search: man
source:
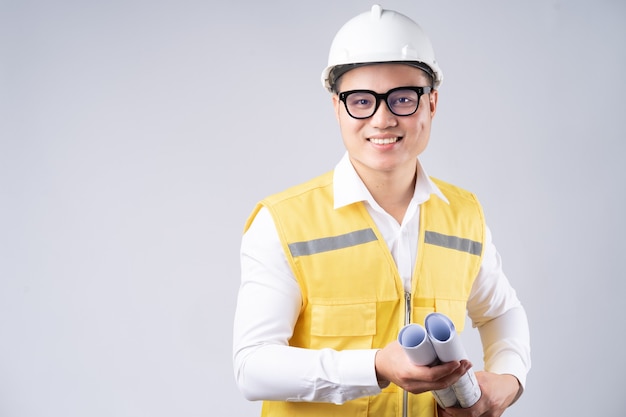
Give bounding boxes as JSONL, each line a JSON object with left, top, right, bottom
{"left": 233, "top": 5, "right": 530, "bottom": 417}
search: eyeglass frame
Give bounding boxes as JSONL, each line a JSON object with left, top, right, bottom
{"left": 338, "top": 86, "right": 433, "bottom": 120}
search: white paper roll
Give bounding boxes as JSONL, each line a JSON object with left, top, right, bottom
{"left": 425, "top": 313, "right": 482, "bottom": 408}
{"left": 398, "top": 323, "right": 459, "bottom": 408}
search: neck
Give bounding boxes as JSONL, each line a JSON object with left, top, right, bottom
{"left": 354, "top": 160, "right": 418, "bottom": 224}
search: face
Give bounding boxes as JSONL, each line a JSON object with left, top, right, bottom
{"left": 332, "top": 63, "right": 438, "bottom": 177}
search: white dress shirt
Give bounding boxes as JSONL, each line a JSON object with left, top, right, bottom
{"left": 233, "top": 153, "right": 531, "bottom": 404}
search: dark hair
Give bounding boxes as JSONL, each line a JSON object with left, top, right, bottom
{"left": 330, "top": 61, "right": 435, "bottom": 93}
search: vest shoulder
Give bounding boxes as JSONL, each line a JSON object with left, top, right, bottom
{"left": 243, "top": 171, "right": 334, "bottom": 234}
{"left": 430, "top": 177, "right": 479, "bottom": 204}
{"left": 263, "top": 171, "right": 333, "bottom": 206}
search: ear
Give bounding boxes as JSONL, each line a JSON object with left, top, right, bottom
{"left": 332, "top": 94, "right": 341, "bottom": 123}
{"left": 429, "top": 89, "right": 439, "bottom": 118}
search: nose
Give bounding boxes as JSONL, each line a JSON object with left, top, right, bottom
{"left": 370, "top": 100, "right": 398, "bottom": 128}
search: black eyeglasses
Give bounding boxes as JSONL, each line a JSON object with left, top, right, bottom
{"left": 338, "top": 86, "right": 432, "bottom": 119}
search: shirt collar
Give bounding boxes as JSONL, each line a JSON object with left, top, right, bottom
{"left": 333, "top": 152, "right": 449, "bottom": 210}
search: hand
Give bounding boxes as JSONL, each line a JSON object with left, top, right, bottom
{"left": 437, "top": 372, "right": 521, "bottom": 417}
{"left": 374, "top": 341, "right": 472, "bottom": 394}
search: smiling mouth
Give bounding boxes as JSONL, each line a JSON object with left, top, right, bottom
{"left": 368, "top": 137, "right": 401, "bottom": 145}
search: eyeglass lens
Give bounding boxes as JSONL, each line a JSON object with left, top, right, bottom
{"left": 341, "top": 87, "right": 428, "bottom": 119}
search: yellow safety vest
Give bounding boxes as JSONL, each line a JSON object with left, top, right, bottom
{"left": 244, "top": 170, "right": 485, "bottom": 417}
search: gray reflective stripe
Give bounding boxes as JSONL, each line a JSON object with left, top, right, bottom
{"left": 288, "top": 228, "right": 377, "bottom": 257}
{"left": 424, "top": 231, "right": 482, "bottom": 256}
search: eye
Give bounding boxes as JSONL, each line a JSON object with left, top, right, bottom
{"left": 348, "top": 93, "right": 375, "bottom": 108}
{"left": 389, "top": 91, "right": 418, "bottom": 108}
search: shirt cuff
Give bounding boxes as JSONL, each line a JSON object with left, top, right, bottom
{"left": 337, "top": 349, "right": 382, "bottom": 397}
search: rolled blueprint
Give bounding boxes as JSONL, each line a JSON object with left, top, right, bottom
{"left": 398, "top": 324, "right": 460, "bottom": 408}
{"left": 425, "top": 312, "right": 482, "bottom": 408}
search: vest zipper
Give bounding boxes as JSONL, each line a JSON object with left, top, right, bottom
{"left": 402, "top": 291, "right": 411, "bottom": 417}
{"left": 404, "top": 291, "right": 411, "bottom": 325}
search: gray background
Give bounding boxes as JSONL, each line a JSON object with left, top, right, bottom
{"left": 1, "top": 0, "right": 625, "bottom": 416}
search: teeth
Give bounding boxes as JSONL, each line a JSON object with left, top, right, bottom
{"left": 370, "top": 137, "right": 399, "bottom": 145}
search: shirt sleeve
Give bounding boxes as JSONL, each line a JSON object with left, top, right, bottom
{"left": 232, "top": 207, "right": 382, "bottom": 404}
{"left": 466, "top": 226, "right": 532, "bottom": 388}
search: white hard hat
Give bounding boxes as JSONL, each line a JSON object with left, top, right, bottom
{"left": 321, "top": 4, "right": 443, "bottom": 92}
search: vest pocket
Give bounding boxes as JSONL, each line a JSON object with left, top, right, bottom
{"left": 411, "top": 300, "right": 467, "bottom": 333}
{"left": 434, "top": 298, "right": 467, "bottom": 332}
{"left": 412, "top": 305, "right": 435, "bottom": 327}
{"left": 309, "top": 302, "right": 376, "bottom": 350}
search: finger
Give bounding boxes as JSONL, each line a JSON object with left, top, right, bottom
{"left": 437, "top": 405, "right": 454, "bottom": 417}
{"left": 430, "top": 361, "right": 472, "bottom": 386}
